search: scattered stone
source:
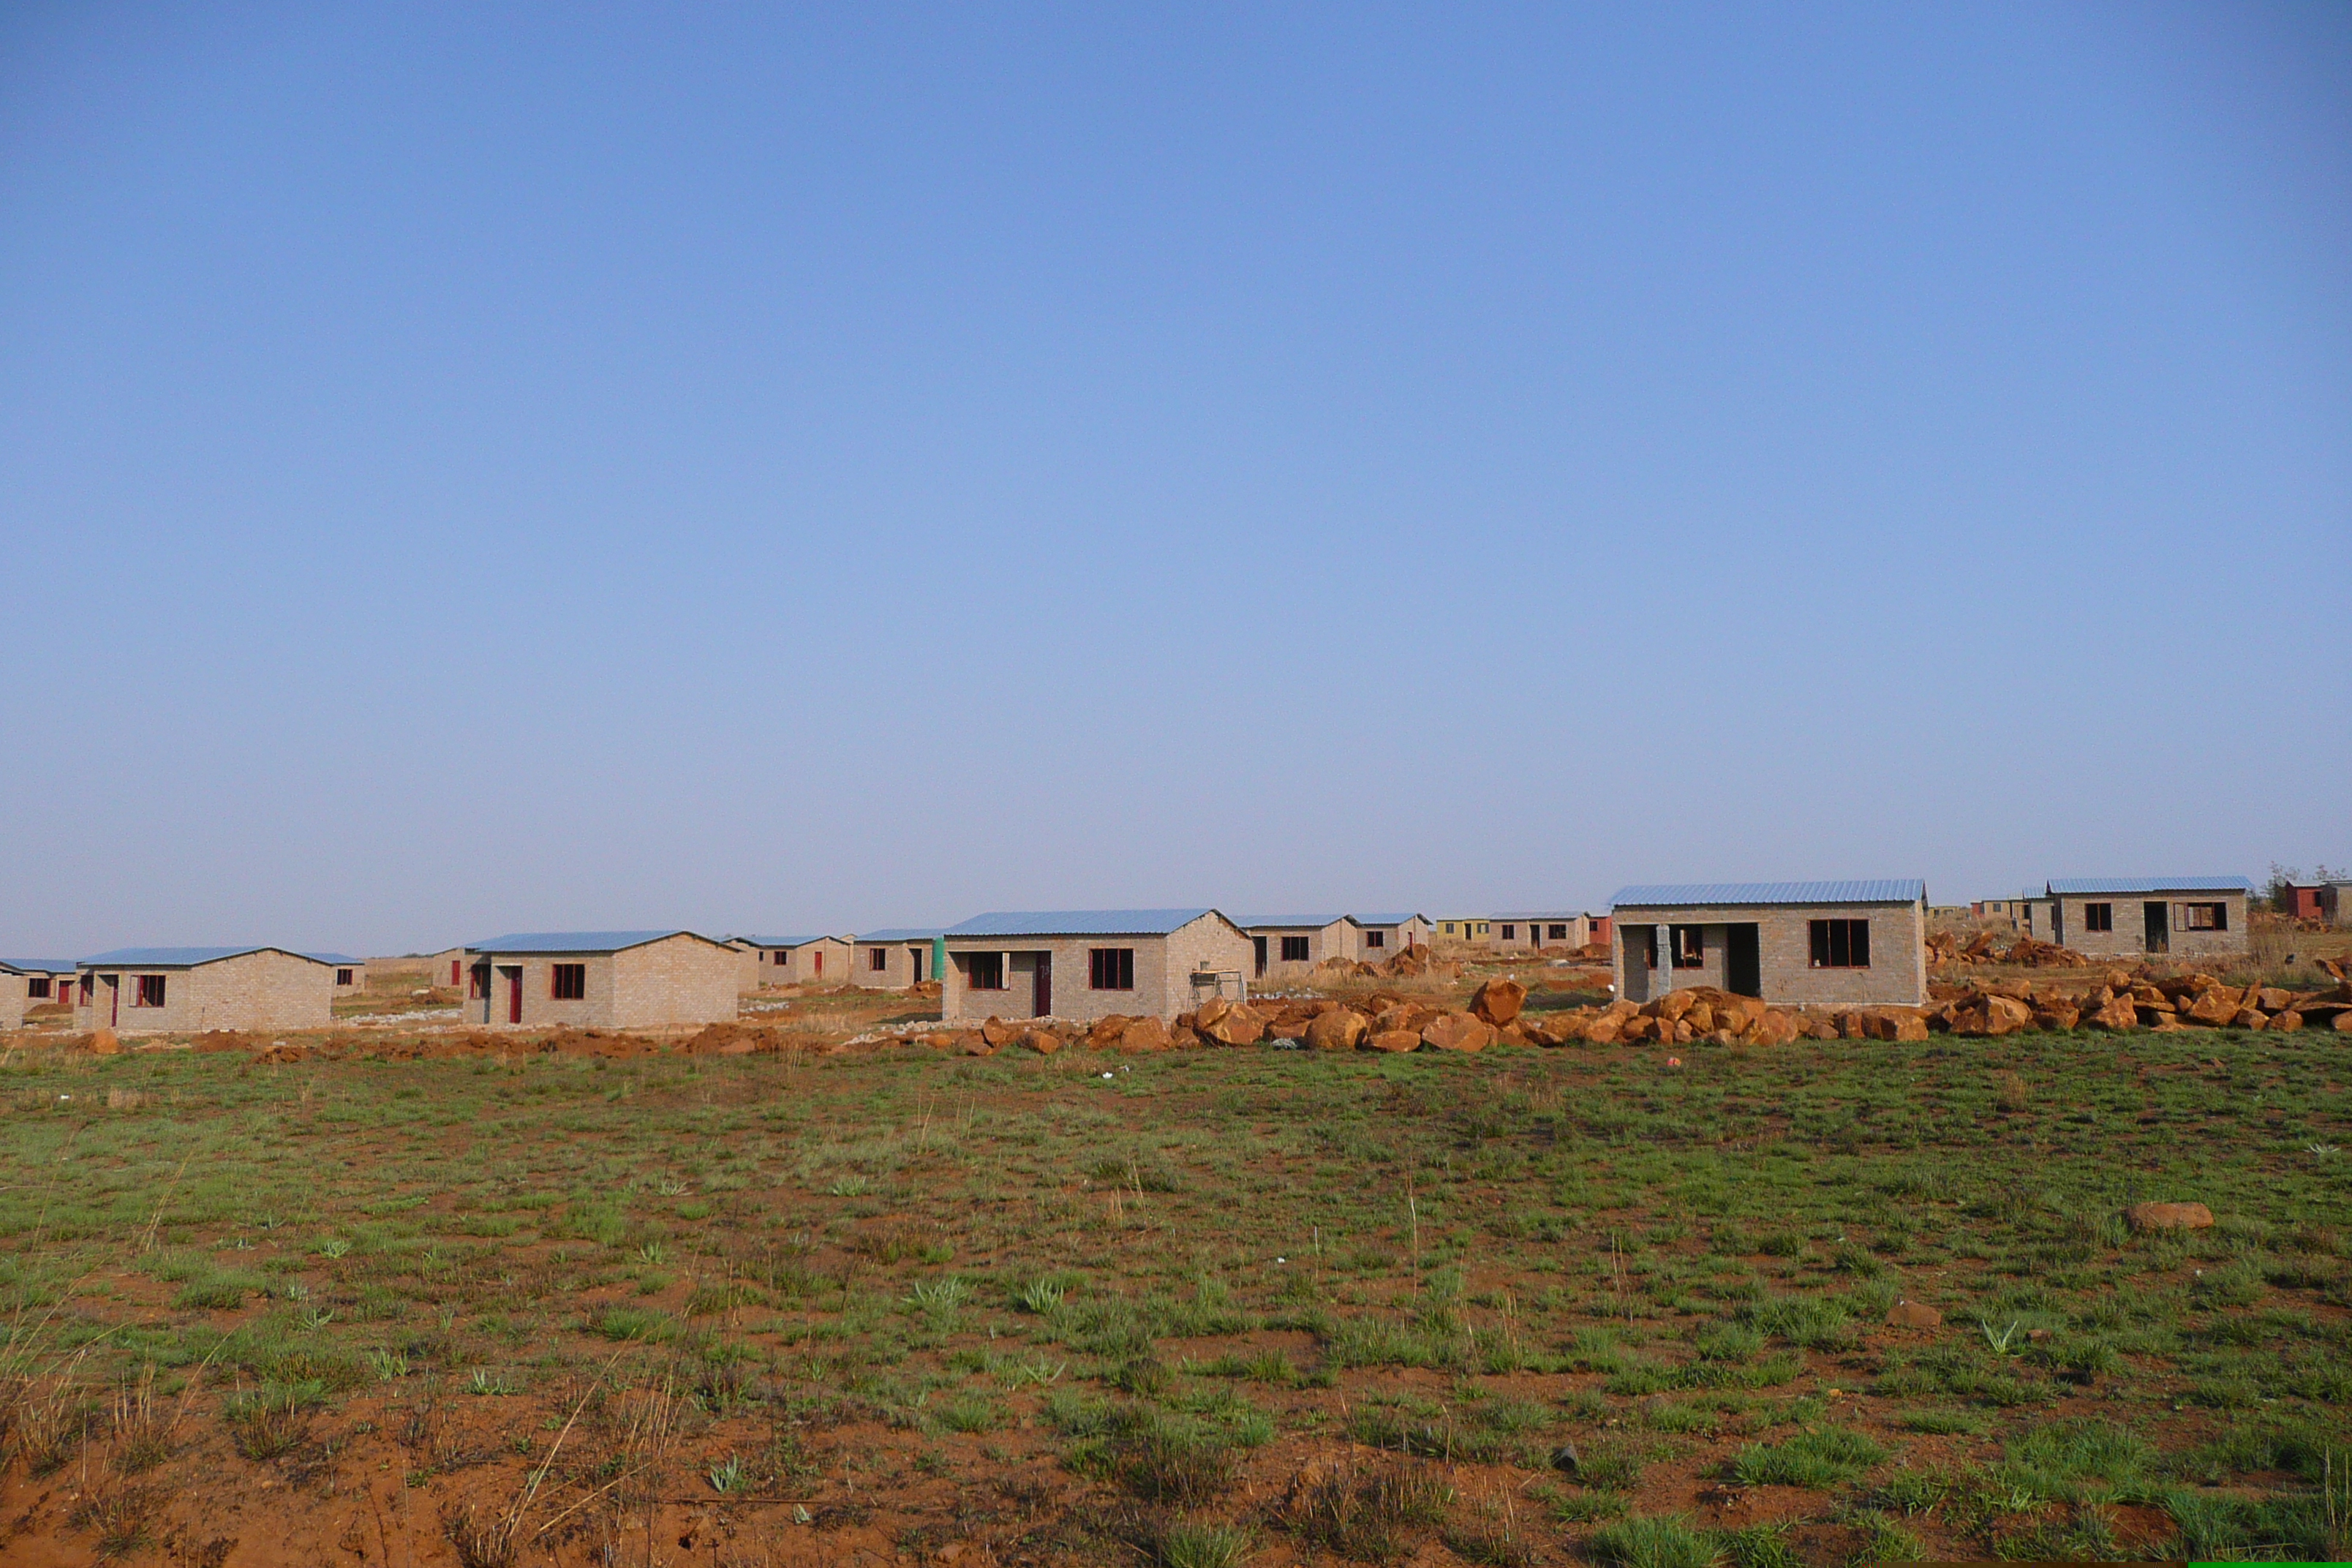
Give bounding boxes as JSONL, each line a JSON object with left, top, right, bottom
{"left": 88, "top": 1028, "right": 118, "bottom": 1056}
{"left": 1469, "top": 979, "right": 1526, "bottom": 1026}
{"left": 1420, "top": 1012, "right": 1495, "bottom": 1053}
{"left": 1366, "top": 1029, "right": 1420, "bottom": 1053}
{"left": 2125, "top": 1202, "right": 2215, "bottom": 1232}
{"left": 1303, "top": 1009, "right": 1368, "bottom": 1052}
{"left": 1885, "top": 1300, "right": 1942, "bottom": 1329}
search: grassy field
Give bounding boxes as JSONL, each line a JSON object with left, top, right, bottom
{"left": 2, "top": 1020, "right": 2348, "bottom": 1566}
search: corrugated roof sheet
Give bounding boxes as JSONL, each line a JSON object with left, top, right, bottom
{"left": 1350, "top": 913, "right": 1426, "bottom": 927}
{"left": 77, "top": 946, "right": 327, "bottom": 968}
{"left": 946, "top": 909, "right": 1220, "bottom": 938}
{"left": 2045, "top": 876, "right": 2253, "bottom": 895}
{"left": 4, "top": 958, "right": 78, "bottom": 974}
{"left": 1493, "top": 910, "right": 1586, "bottom": 921}
{"left": 306, "top": 952, "right": 361, "bottom": 965}
{"left": 736, "top": 934, "right": 840, "bottom": 950}
{"left": 1609, "top": 880, "right": 1926, "bottom": 908}
{"left": 1234, "top": 916, "right": 1345, "bottom": 931}
{"left": 855, "top": 927, "right": 943, "bottom": 943}
{"left": 470, "top": 930, "right": 711, "bottom": 955}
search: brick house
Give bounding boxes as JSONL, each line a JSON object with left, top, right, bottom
{"left": 731, "top": 935, "right": 852, "bottom": 990}
{"left": 851, "top": 928, "right": 943, "bottom": 988}
{"left": 1586, "top": 914, "right": 1613, "bottom": 950}
{"left": 1433, "top": 916, "right": 1490, "bottom": 945}
{"left": 1610, "top": 881, "right": 1929, "bottom": 1009}
{"left": 2276, "top": 884, "right": 2324, "bottom": 921}
{"left": 464, "top": 931, "right": 739, "bottom": 1030}
{"left": 1, "top": 959, "right": 76, "bottom": 1029}
{"left": 317, "top": 954, "right": 366, "bottom": 993}
{"left": 2044, "top": 878, "right": 2253, "bottom": 960}
{"left": 72, "top": 946, "right": 336, "bottom": 1034}
{"left": 1238, "top": 916, "right": 1352, "bottom": 980}
{"left": 1490, "top": 912, "right": 1589, "bottom": 954}
{"left": 2323, "top": 882, "right": 2352, "bottom": 928}
{"left": 942, "top": 909, "right": 1254, "bottom": 1025}
{"left": 1347, "top": 913, "right": 1433, "bottom": 960}
{"left": 426, "top": 947, "right": 469, "bottom": 990}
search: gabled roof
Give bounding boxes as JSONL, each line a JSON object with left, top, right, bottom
{"left": 854, "top": 927, "right": 944, "bottom": 943}
{"left": 1233, "top": 915, "right": 1346, "bottom": 931}
{"left": 4, "top": 958, "right": 78, "bottom": 975}
{"left": 471, "top": 930, "right": 717, "bottom": 955}
{"left": 306, "top": 952, "right": 361, "bottom": 965}
{"left": 946, "top": 908, "right": 1224, "bottom": 938}
{"left": 737, "top": 933, "right": 844, "bottom": 950}
{"left": 2045, "top": 876, "right": 2254, "bottom": 896}
{"left": 78, "top": 945, "right": 331, "bottom": 968}
{"left": 1493, "top": 911, "right": 1585, "bottom": 921}
{"left": 1610, "top": 880, "right": 1926, "bottom": 908}
{"left": 1350, "top": 913, "right": 1428, "bottom": 927}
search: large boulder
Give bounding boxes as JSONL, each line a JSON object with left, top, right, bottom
{"left": 1118, "top": 1017, "right": 1172, "bottom": 1054}
{"left": 1885, "top": 1300, "right": 1942, "bottom": 1329}
{"left": 1421, "top": 1013, "right": 1495, "bottom": 1052}
{"left": 1198, "top": 1001, "right": 1265, "bottom": 1046}
{"left": 981, "top": 1017, "right": 1024, "bottom": 1048}
{"left": 1366, "top": 1029, "right": 1422, "bottom": 1054}
{"left": 1088, "top": 1015, "right": 1132, "bottom": 1049}
{"left": 2270, "top": 1009, "right": 2305, "bottom": 1033}
{"left": 2087, "top": 995, "right": 2140, "bottom": 1033}
{"left": 2125, "top": 1201, "right": 2214, "bottom": 1232}
{"left": 1470, "top": 979, "right": 1526, "bottom": 1026}
{"left": 1983, "top": 995, "right": 2033, "bottom": 1036}
{"left": 2183, "top": 990, "right": 2239, "bottom": 1028}
{"left": 1304, "top": 1009, "right": 1369, "bottom": 1052}
{"left": 1022, "top": 1028, "right": 1063, "bottom": 1055}
{"left": 1749, "top": 1010, "right": 1800, "bottom": 1047}
{"left": 88, "top": 1028, "right": 121, "bottom": 1056}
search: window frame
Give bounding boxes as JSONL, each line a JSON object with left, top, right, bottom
{"left": 133, "top": 973, "right": 167, "bottom": 1008}
{"left": 962, "top": 952, "right": 1006, "bottom": 991}
{"left": 1279, "top": 935, "right": 1311, "bottom": 963}
{"left": 1808, "top": 919, "right": 1872, "bottom": 969}
{"left": 1363, "top": 930, "right": 1385, "bottom": 949}
{"left": 26, "top": 977, "right": 50, "bottom": 999}
{"left": 336, "top": 968, "right": 355, "bottom": 987}
{"left": 550, "top": 962, "right": 587, "bottom": 1000}
{"left": 2183, "top": 901, "right": 2227, "bottom": 931}
{"left": 1669, "top": 925, "right": 1705, "bottom": 969}
{"left": 1089, "top": 947, "right": 1136, "bottom": 991}
{"left": 2084, "top": 902, "right": 2114, "bottom": 933}
{"left": 869, "top": 946, "right": 889, "bottom": 971}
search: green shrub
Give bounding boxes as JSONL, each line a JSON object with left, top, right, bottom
{"left": 1730, "top": 1427, "right": 1889, "bottom": 1489}
{"left": 1588, "top": 1514, "right": 1722, "bottom": 1568}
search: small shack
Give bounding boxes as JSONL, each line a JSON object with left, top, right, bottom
{"left": 1610, "top": 881, "right": 1929, "bottom": 1009}
{"left": 1347, "top": 913, "right": 1432, "bottom": 960}
{"left": 1237, "top": 916, "right": 1352, "bottom": 979}
{"left": 851, "top": 928, "right": 943, "bottom": 988}
{"left": 941, "top": 909, "right": 1254, "bottom": 1025}
{"left": 464, "top": 931, "right": 739, "bottom": 1030}
{"left": 731, "top": 935, "right": 852, "bottom": 990}
{"left": 1, "top": 958, "right": 76, "bottom": 1029}
{"left": 2044, "top": 878, "right": 2253, "bottom": 960}
{"left": 314, "top": 953, "right": 366, "bottom": 992}
{"left": 72, "top": 946, "right": 336, "bottom": 1034}
{"left": 1489, "top": 912, "right": 1588, "bottom": 954}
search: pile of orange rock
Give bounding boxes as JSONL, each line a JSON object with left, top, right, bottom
{"left": 1926, "top": 930, "right": 2088, "bottom": 968}
{"left": 1313, "top": 947, "right": 1462, "bottom": 981}
{"left": 1929, "top": 968, "right": 2352, "bottom": 1036}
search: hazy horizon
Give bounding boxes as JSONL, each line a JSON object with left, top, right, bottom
{"left": 4, "top": 4, "right": 2347, "bottom": 959}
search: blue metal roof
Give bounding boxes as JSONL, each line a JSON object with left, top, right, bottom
{"left": 306, "top": 951, "right": 361, "bottom": 965}
{"left": 854, "top": 927, "right": 943, "bottom": 943}
{"left": 1350, "top": 913, "right": 1427, "bottom": 927}
{"left": 1234, "top": 916, "right": 1346, "bottom": 931}
{"left": 736, "top": 933, "right": 842, "bottom": 950}
{"left": 946, "top": 908, "right": 1222, "bottom": 938}
{"left": 1609, "top": 880, "right": 1926, "bottom": 908}
{"left": 77, "top": 945, "right": 329, "bottom": 968}
{"left": 2046, "top": 875, "right": 2253, "bottom": 896}
{"left": 1493, "top": 910, "right": 1586, "bottom": 921}
{"left": 470, "top": 930, "right": 715, "bottom": 954}
{"left": 4, "top": 958, "right": 78, "bottom": 974}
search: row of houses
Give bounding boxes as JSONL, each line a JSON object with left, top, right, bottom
{"left": 4, "top": 875, "right": 2255, "bottom": 1036}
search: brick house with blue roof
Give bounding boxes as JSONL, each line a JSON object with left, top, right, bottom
{"left": 1609, "top": 881, "right": 1929, "bottom": 1009}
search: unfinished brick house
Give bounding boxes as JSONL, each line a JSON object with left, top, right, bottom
{"left": 1347, "top": 913, "right": 1432, "bottom": 960}
{"left": 72, "top": 946, "right": 336, "bottom": 1034}
{"left": 464, "top": 932, "right": 739, "bottom": 1030}
{"left": 1610, "top": 881, "right": 1929, "bottom": 1009}
{"left": 1239, "top": 916, "right": 1352, "bottom": 980}
{"left": 1433, "top": 916, "right": 1490, "bottom": 945}
{"left": 1490, "top": 912, "right": 1588, "bottom": 954}
{"left": 851, "top": 928, "right": 943, "bottom": 988}
{"left": 730, "top": 935, "right": 852, "bottom": 990}
{"left": 2044, "top": 877, "right": 2253, "bottom": 961}
{"left": 1, "top": 959, "right": 75, "bottom": 1029}
{"left": 318, "top": 954, "right": 365, "bottom": 993}
{"left": 942, "top": 910, "right": 1254, "bottom": 1025}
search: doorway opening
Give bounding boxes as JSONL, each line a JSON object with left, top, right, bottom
{"left": 1725, "top": 924, "right": 1762, "bottom": 998}
{"left": 1032, "top": 953, "right": 1052, "bottom": 1017}
{"left": 500, "top": 965, "right": 524, "bottom": 1024}
{"left": 2143, "top": 902, "right": 2169, "bottom": 954}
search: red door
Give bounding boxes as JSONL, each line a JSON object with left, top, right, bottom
{"left": 505, "top": 967, "right": 524, "bottom": 1024}
{"left": 1032, "top": 953, "right": 1052, "bottom": 1017}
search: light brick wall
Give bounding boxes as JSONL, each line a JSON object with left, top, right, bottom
{"left": 73, "top": 950, "right": 333, "bottom": 1034}
{"left": 2051, "top": 892, "right": 2249, "bottom": 960}
{"left": 1, "top": 973, "right": 27, "bottom": 1030}
{"left": 1613, "top": 900, "right": 1927, "bottom": 1008}
{"left": 1163, "top": 915, "right": 1256, "bottom": 1014}
{"left": 1490, "top": 915, "right": 1589, "bottom": 954}
{"left": 611, "top": 935, "right": 741, "bottom": 1028}
{"left": 760, "top": 938, "right": 850, "bottom": 986}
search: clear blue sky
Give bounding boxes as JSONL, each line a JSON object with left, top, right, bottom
{"left": 3, "top": 3, "right": 2346, "bottom": 957}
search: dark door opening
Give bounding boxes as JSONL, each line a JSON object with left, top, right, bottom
{"left": 2143, "top": 902, "right": 2169, "bottom": 954}
{"left": 103, "top": 973, "right": 119, "bottom": 1027}
{"left": 1624, "top": 926, "right": 1654, "bottom": 1004}
{"left": 501, "top": 965, "right": 524, "bottom": 1024}
{"left": 1725, "top": 923, "right": 1763, "bottom": 998}
{"left": 910, "top": 946, "right": 924, "bottom": 984}
{"left": 1032, "top": 953, "right": 1052, "bottom": 1017}
{"left": 1252, "top": 936, "right": 1267, "bottom": 978}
